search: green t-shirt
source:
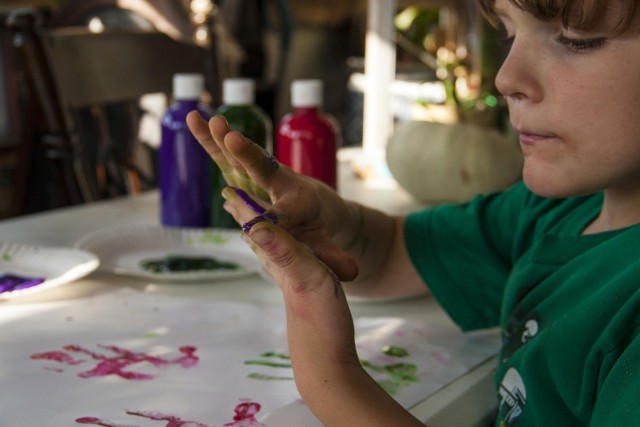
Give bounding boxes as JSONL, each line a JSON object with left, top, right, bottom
{"left": 405, "top": 182, "right": 640, "bottom": 426}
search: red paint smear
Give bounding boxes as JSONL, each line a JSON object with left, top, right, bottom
{"left": 31, "top": 350, "right": 85, "bottom": 365}
{"left": 127, "top": 410, "right": 212, "bottom": 427}
{"left": 223, "top": 402, "right": 265, "bottom": 426}
{"left": 75, "top": 417, "right": 135, "bottom": 427}
{"left": 32, "top": 344, "right": 198, "bottom": 380}
{"left": 75, "top": 402, "right": 264, "bottom": 427}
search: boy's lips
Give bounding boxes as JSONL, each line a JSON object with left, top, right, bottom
{"left": 517, "top": 128, "right": 557, "bottom": 145}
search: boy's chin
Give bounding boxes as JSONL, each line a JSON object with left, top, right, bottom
{"left": 523, "top": 171, "right": 573, "bottom": 199}
{"left": 523, "top": 174, "right": 597, "bottom": 199}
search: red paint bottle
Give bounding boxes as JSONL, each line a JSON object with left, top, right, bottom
{"left": 276, "top": 79, "right": 339, "bottom": 189}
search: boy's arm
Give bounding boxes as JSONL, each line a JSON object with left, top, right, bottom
{"left": 244, "top": 220, "right": 426, "bottom": 426}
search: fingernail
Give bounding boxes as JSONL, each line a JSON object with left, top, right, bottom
{"left": 221, "top": 187, "right": 232, "bottom": 200}
{"left": 214, "top": 114, "right": 230, "bottom": 127}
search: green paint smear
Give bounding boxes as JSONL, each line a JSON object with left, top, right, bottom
{"left": 361, "top": 361, "right": 418, "bottom": 381}
{"left": 383, "top": 345, "right": 409, "bottom": 357}
{"left": 139, "top": 255, "right": 238, "bottom": 273}
{"left": 244, "top": 348, "right": 419, "bottom": 394}
{"left": 136, "top": 332, "right": 161, "bottom": 339}
{"left": 259, "top": 351, "right": 290, "bottom": 360}
{"left": 189, "top": 232, "right": 230, "bottom": 245}
{"left": 383, "top": 363, "right": 419, "bottom": 383}
{"left": 377, "top": 379, "right": 404, "bottom": 396}
{"left": 245, "top": 351, "right": 293, "bottom": 381}
{"left": 244, "top": 360, "right": 292, "bottom": 368}
{"left": 247, "top": 372, "right": 294, "bottom": 381}
{"left": 361, "top": 360, "right": 419, "bottom": 396}
{"left": 2, "top": 253, "right": 11, "bottom": 261}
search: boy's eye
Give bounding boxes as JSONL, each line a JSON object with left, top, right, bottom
{"left": 555, "top": 35, "right": 607, "bottom": 52}
{"left": 497, "top": 27, "right": 515, "bottom": 49}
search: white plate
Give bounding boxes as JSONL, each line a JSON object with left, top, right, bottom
{"left": 74, "top": 222, "right": 261, "bottom": 282}
{"left": 0, "top": 241, "right": 99, "bottom": 300}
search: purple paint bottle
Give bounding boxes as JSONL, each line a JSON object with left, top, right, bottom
{"left": 160, "top": 73, "right": 212, "bottom": 227}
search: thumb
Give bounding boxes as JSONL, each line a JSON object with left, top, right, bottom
{"left": 245, "top": 221, "right": 341, "bottom": 298}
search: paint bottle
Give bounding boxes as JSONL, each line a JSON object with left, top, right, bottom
{"left": 159, "top": 73, "right": 212, "bottom": 227}
{"left": 211, "top": 78, "right": 273, "bottom": 227}
{"left": 276, "top": 79, "right": 339, "bottom": 189}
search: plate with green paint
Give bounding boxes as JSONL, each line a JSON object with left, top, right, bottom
{"left": 74, "top": 222, "right": 262, "bottom": 282}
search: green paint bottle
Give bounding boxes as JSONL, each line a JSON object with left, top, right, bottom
{"left": 211, "top": 78, "right": 273, "bottom": 228}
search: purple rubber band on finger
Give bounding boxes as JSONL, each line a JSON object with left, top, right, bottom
{"left": 234, "top": 188, "right": 266, "bottom": 215}
{"left": 242, "top": 213, "right": 279, "bottom": 234}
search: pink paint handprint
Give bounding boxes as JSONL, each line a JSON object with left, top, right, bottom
{"left": 31, "top": 344, "right": 198, "bottom": 380}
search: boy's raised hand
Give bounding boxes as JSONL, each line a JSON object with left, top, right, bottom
{"left": 186, "top": 112, "right": 359, "bottom": 282}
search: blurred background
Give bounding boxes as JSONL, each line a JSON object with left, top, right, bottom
{"left": 0, "top": 0, "right": 510, "bottom": 219}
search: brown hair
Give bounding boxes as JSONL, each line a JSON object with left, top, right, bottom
{"left": 476, "top": 0, "right": 639, "bottom": 34}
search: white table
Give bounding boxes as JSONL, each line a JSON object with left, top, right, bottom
{"left": 0, "top": 153, "right": 499, "bottom": 426}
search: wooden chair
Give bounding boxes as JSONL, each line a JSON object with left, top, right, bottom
{"left": 6, "top": 7, "right": 214, "bottom": 208}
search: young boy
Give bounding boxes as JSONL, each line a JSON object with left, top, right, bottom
{"left": 187, "top": 0, "right": 640, "bottom": 425}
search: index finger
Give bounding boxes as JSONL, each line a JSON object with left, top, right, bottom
{"left": 222, "top": 129, "right": 283, "bottom": 193}
{"left": 186, "top": 111, "right": 234, "bottom": 176}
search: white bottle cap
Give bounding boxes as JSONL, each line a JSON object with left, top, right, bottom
{"left": 291, "top": 79, "right": 323, "bottom": 107}
{"left": 223, "top": 78, "right": 255, "bottom": 105}
{"left": 173, "top": 73, "right": 204, "bottom": 100}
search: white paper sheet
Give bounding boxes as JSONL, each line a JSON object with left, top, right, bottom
{"left": 0, "top": 289, "right": 499, "bottom": 426}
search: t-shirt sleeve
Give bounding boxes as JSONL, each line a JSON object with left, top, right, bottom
{"left": 404, "top": 182, "right": 530, "bottom": 331}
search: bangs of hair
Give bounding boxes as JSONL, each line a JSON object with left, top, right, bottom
{"left": 477, "top": 0, "right": 639, "bottom": 34}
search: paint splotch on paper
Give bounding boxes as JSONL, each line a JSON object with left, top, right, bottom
{"left": 223, "top": 401, "right": 265, "bottom": 426}
{"left": 31, "top": 344, "right": 198, "bottom": 380}
{"left": 0, "top": 273, "right": 45, "bottom": 293}
{"left": 243, "top": 346, "right": 420, "bottom": 396}
{"left": 244, "top": 351, "right": 294, "bottom": 381}
{"left": 75, "top": 401, "right": 265, "bottom": 427}
{"left": 360, "top": 346, "right": 419, "bottom": 396}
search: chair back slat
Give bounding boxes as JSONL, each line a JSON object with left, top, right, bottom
{"left": 7, "top": 8, "right": 212, "bottom": 205}
{"left": 44, "top": 29, "right": 207, "bottom": 107}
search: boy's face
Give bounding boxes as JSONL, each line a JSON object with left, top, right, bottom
{"left": 494, "top": 0, "right": 640, "bottom": 199}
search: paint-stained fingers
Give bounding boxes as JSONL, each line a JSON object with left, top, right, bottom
{"left": 221, "top": 187, "right": 270, "bottom": 226}
{"left": 221, "top": 125, "right": 284, "bottom": 193}
{"left": 209, "top": 114, "right": 230, "bottom": 146}
{"left": 225, "top": 186, "right": 358, "bottom": 283}
{"left": 215, "top": 130, "right": 272, "bottom": 201}
{"left": 243, "top": 220, "right": 342, "bottom": 298}
{"left": 209, "top": 116, "right": 248, "bottom": 174}
{"left": 186, "top": 111, "right": 232, "bottom": 173}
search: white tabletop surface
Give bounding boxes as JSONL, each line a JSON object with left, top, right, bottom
{"left": 0, "top": 151, "right": 499, "bottom": 426}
